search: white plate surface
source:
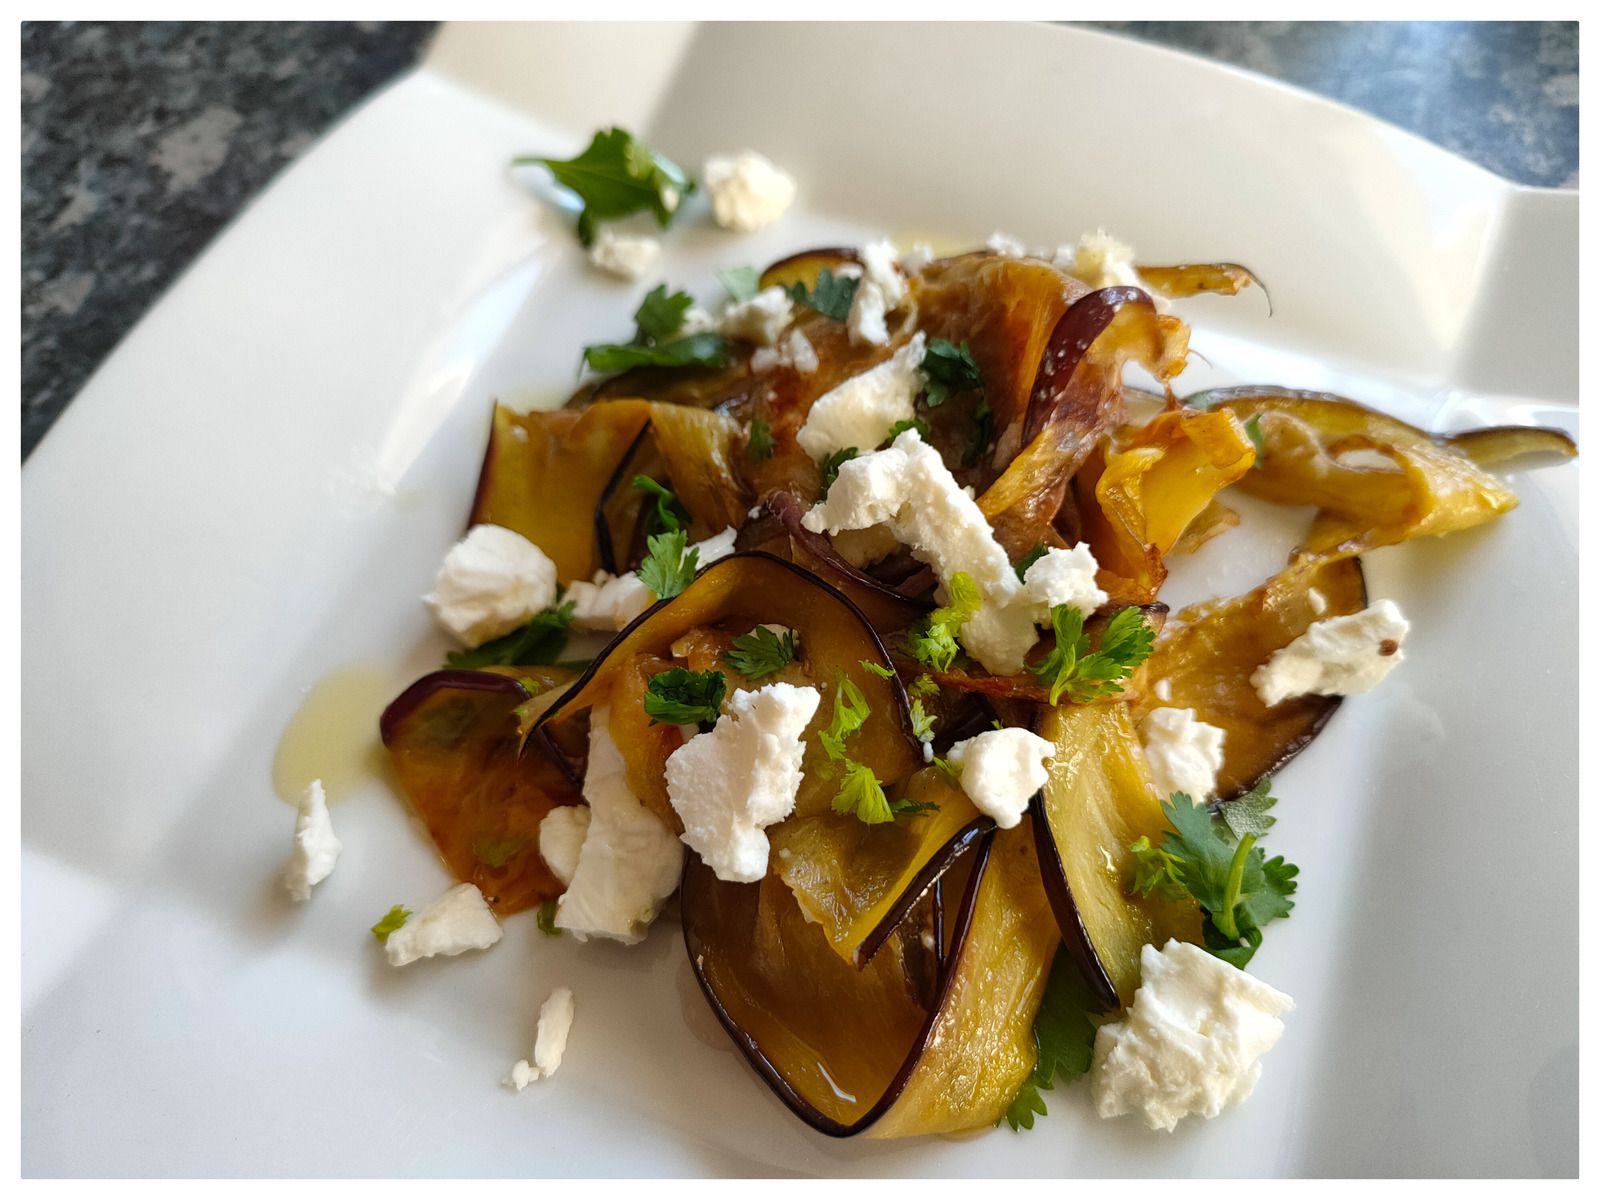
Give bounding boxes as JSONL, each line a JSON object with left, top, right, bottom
{"left": 22, "top": 22, "right": 1578, "bottom": 1177}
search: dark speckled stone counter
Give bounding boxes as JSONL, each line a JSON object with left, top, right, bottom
{"left": 20, "top": 21, "right": 1578, "bottom": 460}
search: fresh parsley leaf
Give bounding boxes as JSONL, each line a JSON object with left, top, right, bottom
{"left": 446, "top": 601, "right": 576, "bottom": 669}
{"left": 921, "top": 337, "right": 983, "bottom": 407}
{"left": 906, "top": 571, "right": 981, "bottom": 672}
{"left": 518, "top": 127, "right": 693, "bottom": 246}
{"left": 536, "top": 900, "right": 562, "bottom": 937}
{"left": 1244, "top": 412, "right": 1266, "bottom": 468}
{"left": 786, "top": 268, "right": 858, "bottom": 321}
{"left": 718, "top": 265, "right": 761, "bottom": 302}
{"left": 932, "top": 754, "right": 960, "bottom": 783}
{"left": 818, "top": 446, "right": 860, "bottom": 498}
{"left": 1030, "top": 605, "right": 1153, "bottom": 705}
{"left": 632, "top": 474, "right": 687, "bottom": 535}
{"left": 472, "top": 833, "right": 530, "bottom": 869}
{"left": 583, "top": 333, "right": 730, "bottom": 374}
{"left": 883, "top": 417, "right": 930, "bottom": 443}
{"left": 909, "top": 696, "right": 937, "bottom": 743}
{"left": 1013, "top": 543, "right": 1047, "bottom": 582}
{"left": 963, "top": 397, "right": 994, "bottom": 468}
{"left": 643, "top": 667, "right": 727, "bottom": 725}
{"left": 1003, "top": 949, "right": 1100, "bottom": 1131}
{"left": 907, "top": 673, "right": 940, "bottom": 699}
{"left": 818, "top": 675, "right": 871, "bottom": 761}
{"left": 720, "top": 625, "right": 797, "bottom": 679}
{"left": 832, "top": 761, "right": 894, "bottom": 824}
{"left": 891, "top": 797, "right": 940, "bottom": 817}
{"left": 634, "top": 284, "right": 695, "bottom": 342}
{"left": 637, "top": 529, "right": 698, "bottom": 599}
{"left": 746, "top": 416, "right": 776, "bottom": 460}
{"left": 370, "top": 905, "right": 411, "bottom": 944}
{"left": 1218, "top": 776, "right": 1278, "bottom": 839}
{"left": 860, "top": 659, "right": 896, "bottom": 680}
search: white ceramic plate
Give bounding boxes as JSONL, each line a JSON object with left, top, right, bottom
{"left": 22, "top": 22, "right": 1578, "bottom": 1177}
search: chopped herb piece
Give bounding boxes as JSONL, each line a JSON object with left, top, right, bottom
{"left": 637, "top": 529, "right": 698, "bottom": 599}
{"left": 582, "top": 333, "right": 730, "bottom": 374}
{"left": 818, "top": 675, "right": 871, "bottom": 761}
{"left": 720, "top": 625, "right": 798, "bottom": 679}
{"left": 908, "top": 673, "right": 940, "bottom": 699}
{"left": 471, "top": 833, "right": 530, "bottom": 868}
{"left": 1218, "top": 776, "right": 1278, "bottom": 839}
{"left": 370, "top": 905, "right": 411, "bottom": 944}
{"left": 1003, "top": 949, "right": 1100, "bottom": 1130}
{"left": 906, "top": 571, "right": 981, "bottom": 672}
{"left": 860, "top": 659, "right": 896, "bottom": 680}
{"left": 785, "top": 267, "right": 859, "bottom": 321}
{"left": 1029, "top": 605, "right": 1154, "bottom": 705}
{"left": 632, "top": 474, "right": 687, "bottom": 535}
{"left": 909, "top": 696, "right": 937, "bottom": 743}
{"left": 883, "top": 417, "right": 931, "bottom": 443}
{"left": 1013, "top": 543, "right": 1047, "bottom": 582}
{"left": 517, "top": 127, "right": 694, "bottom": 246}
{"left": 1244, "top": 412, "right": 1266, "bottom": 467}
{"left": 891, "top": 797, "right": 940, "bottom": 817}
{"left": 445, "top": 601, "right": 576, "bottom": 669}
{"left": 536, "top": 900, "right": 562, "bottom": 937}
{"left": 718, "top": 265, "right": 761, "bottom": 302}
{"left": 634, "top": 284, "right": 695, "bottom": 341}
{"left": 832, "top": 761, "right": 893, "bottom": 824}
{"left": 643, "top": 667, "right": 727, "bottom": 725}
{"left": 746, "top": 416, "right": 776, "bottom": 461}
{"left": 818, "top": 446, "right": 860, "bottom": 497}
{"left": 932, "top": 754, "right": 960, "bottom": 783}
{"left": 921, "top": 337, "right": 983, "bottom": 407}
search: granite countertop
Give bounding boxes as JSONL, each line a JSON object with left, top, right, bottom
{"left": 21, "top": 20, "right": 1579, "bottom": 460}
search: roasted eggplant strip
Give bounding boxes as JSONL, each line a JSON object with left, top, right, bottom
{"left": 1443, "top": 423, "right": 1577, "bottom": 467}
{"left": 380, "top": 667, "right": 583, "bottom": 915}
{"left": 1134, "top": 262, "right": 1265, "bottom": 308}
{"left": 756, "top": 246, "right": 861, "bottom": 292}
{"left": 764, "top": 490, "right": 932, "bottom": 626}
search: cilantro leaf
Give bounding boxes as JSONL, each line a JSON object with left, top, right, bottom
{"left": 1244, "top": 412, "right": 1266, "bottom": 468}
{"left": 883, "top": 417, "right": 930, "bottom": 443}
{"left": 818, "top": 446, "right": 860, "bottom": 498}
{"left": 634, "top": 284, "right": 695, "bottom": 342}
{"left": 1218, "top": 776, "right": 1278, "bottom": 839}
{"left": 921, "top": 337, "right": 983, "bottom": 407}
{"left": 1004, "top": 949, "right": 1100, "bottom": 1131}
{"left": 536, "top": 900, "right": 562, "bottom": 937}
{"left": 643, "top": 667, "right": 727, "bottom": 725}
{"left": 860, "top": 659, "right": 896, "bottom": 680}
{"left": 446, "top": 601, "right": 576, "bottom": 669}
{"left": 632, "top": 474, "right": 687, "bottom": 535}
{"left": 370, "top": 905, "right": 411, "bottom": 944}
{"left": 1030, "top": 605, "right": 1153, "bottom": 705}
{"left": 786, "top": 268, "right": 858, "bottom": 321}
{"left": 906, "top": 571, "right": 981, "bottom": 672}
{"left": 907, "top": 673, "right": 940, "bottom": 699}
{"left": 746, "top": 416, "right": 776, "bottom": 461}
{"left": 583, "top": 333, "right": 730, "bottom": 374}
{"left": 518, "top": 127, "right": 693, "bottom": 246}
{"left": 891, "top": 797, "right": 940, "bottom": 817}
{"left": 471, "top": 833, "right": 530, "bottom": 869}
{"left": 832, "top": 761, "right": 893, "bottom": 824}
{"left": 818, "top": 675, "right": 871, "bottom": 761}
{"left": 718, "top": 265, "right": 761, "bottom": 302}
{"left": 637, "top": 529, "right": 698, "bottom": 599}
{"left": 909, "top": 696, "right": 937, "bottom": 743}
{"left": 1013, "top": 543, "right": 1047, "bottom": 582}
{"left": 720, "top": 625, "right": 797, "bottom": 679}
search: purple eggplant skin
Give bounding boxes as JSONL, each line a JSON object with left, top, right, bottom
{"left": 764, "top": 491, "right": 935, "bottom": 613}
{"left": 1023, "top": 285, "right": 1158, "bottom": 444}
{"left": 591, "top": 419, "right": 656, "bottom": 575}
{"left": 853, "top": 817, "right": 994, "bottom": 968}
{"left": 378, "top": 669, "right": 529, "bottom": 746}
{"left": 1029, "top": 796, "right": 1120, "bottom": 1012}
{"left": 680, "top": 831, "right": 995, "bottom": 1139}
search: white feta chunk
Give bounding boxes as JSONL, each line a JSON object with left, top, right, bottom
{"left": 901, "top": 240, "right": 936, "bottom": 273}
{"left": 718, "top": 286, "right": 794, "bottom": 346}
{"left": 1057, "top": 228, "right": 1144, "bottom": 290}
{"left": 944, "top": 727, "right": 1054, "bottom": 828}
{"left": 986, "top": 230, "right": 1027, "bottom": 257}
{"left": 585, "top": 228, "right": 660, "bottom": 280}
{"left": 691, "top": 526, "right": 739, "bottom": 566}
{"left": 1021, "top": 543, "right": 1108, "bottom": 619}
{"left": 704, "top": 150, "right": 796, "bottom": 232}
{"left": 1153, "top": 677, "right": 1173, "bottom": 702}
{"left": 1251, "top": 600, "right": 1410, "bottom": 706}
{"left": 1091, "top": 939, "right": 1294, "bottom": 1131}
{"left": 385, "top": 882, "right": 502, "bottom": 967}
{"left": 678, "top": 304, "right": 717, "bottom": 336}
{"left": 665, "top": 683, "right": 821, "bottom": 882}
{"left": 555, "top": 710, "right": 683, "bottom": 943}
{"left": 565, "top": 570, "right": 654, "bottom": 632}
{"left": 795, "top": 332, "right": 927, "bottom": 461}
{"left": 506, "top": 986, "right": 576, "bottom": 1090}
{"left": 858, "top": 239, "right": 907, "bottom": 308}
{"left": 1139, "top": 708, "right": 1226, "bottom": 803}
{"left": 282, "top": 778, "right": 341, "bottom": 902}
{"left": 538, "top": 805, "right": 591, "bottom": 887}
{"left": 847, "top": 278, "right": 890, "bottom": 346}
{"left": 1307, "top": 587, "right": 1328, "bottom": 615}
{"left": 751, "top": 328, "right": 819, "bottom": 374}
{"left": 425, "top": 524, "right": 558, "bottom": 647}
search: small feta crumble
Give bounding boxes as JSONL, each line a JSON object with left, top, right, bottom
{"left": 564, "top": 528, "right": 738, "bottom": 631}
{"left": 718, "top": 286, "right": 794, "bottom": 346}
{"left": 1140, "top": 708, "right": 1226, "bottom": 803}
{"left": 1056, "top": 228, "right": 1143, "bottom": 290}
{"left": 283, "top": 779, "right": 341, "bottom": 902}
{"left": 538, "top": 805, "right": 591, "bottom": 887}
{"left": 586, "top": 228, "right": 660, "bottom": 280}
{"left": 691, "top": 525, "right": 739, "bottom": 565}
{"left": 506, "top": 986, "right": 576, "bottom": 1090}
{"left": 842, "top": 238, "right": 906, "bottom": 347}
{"left": 847, "top": 277, "right": 890, "bottom": 346}
{"left": 987, "top": 230, "right": 1027, "bottom": 257}
{"left": 1153, "top": 677, "right": 1173, "bottom": 702}
{"left": 555, "top": 710, "right": 683, "bottom": 943}
{"left": 704, "top": 150, "right": 797, "bottom": 232}
{"left": 751, "top": 328, "right": 819, "bottom": 374}
{"left": 665, "top": 683, "right": 822, "bottom": 882}
{"left": 678, "top": 304, "right": 717, "bottom": 336}
{"left": 1251, "top": 600, "right": 1410, "bottom": 707}
{"left": 859, "top": 239, "right": 908, "bottom": 308}
{"left": 1307, "top": 587, "right": 1328, "bottom": 615}
{"left": 1021, "top": 543, "right": 1108, "bottom": 621}
{"left": 944, "top": 728, "right": 1054, "bottom": 829}
{"left": 1091, "top": 939, "right": 1294, "bottom": 1131}
{"left": 425, "top": 524, "right": 558, "bottom": 647}
{"left": 901, "top": 241, "right": 936, "bottom": 273}
{"left": 385, "top": 883, "right": 502, "bottom": 967}
{"left": 795, "top": 332, "right": 927, "bottom": 461}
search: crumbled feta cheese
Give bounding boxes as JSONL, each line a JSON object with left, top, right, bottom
{"left": 1251, "top": 600, "right": 1410, "bottom": 706}
{"left": 795, "top": 332, "right": 927, "bottom": 461}
{"left": 385, "top": 883, "right": 503, "bottom": 967}
{"left": 1153, "top": 677, "right": 1173, "bottom": 702}
{"left": 987, "top": 230, "right": 1027, "bottom": 257}
{"left": 692, "top": 526, "right": 739, "bottom": 566}
{"left": 800, "top": 429, "right": 1043, "bottom": 673}
{"left": 901, "top": 241, "right": 935, "bottom": 273}
{"left": 1091, "top": 939, "right": 1294, "bottom": 1131}
{"left": 425, "top": 524, "right": 558, "bottom": 647}
{"left": 1021, "top": 543, "right": 1108, "bottom": 619}
{"left": 586, "top": 228, "right": 660, "bottom": 280}
{"left": 283, "top": 778, "right": 341, "bottom": 902}
{"left": 704, "top": 151, "right": 796, "bottom": 232}
{"left": 1140, "top": 708, "right": 1226, "bottom": 803}
{"left": 506, "top": 986, "right": 576, "bottom": 1090}
{"left": 538, "top": 805, "right": 591, "bottom": 887}
{"left": 678, "top": 304, "right": 717, "bottom": 336}
{"left": 718, "top": 286, "right": 794, "bottom": 346}
{"left": 945, "top": 728, "right": 1053, "bottom": 828}
{"left": 1307, "top": 587, "right": 1328, "bottom": 615}
{"left": 859, "top": 239, "right": 907, "bottom": 308}
{"left": 751, "top": 328, "right": 819, "bottom": 374}
{"left": 847, "top": 278, "right": 890, "bottom": 346}
{"left": 564, "top": 528, "right": 737, "bottom": 631}
{"left": 1057, "top": 228, "right": 1143, "bottom": 290}
{"left": 555, "top": 710, "right": 683, "bottom": 943}
{"left": 665, "top": 683, "right": 821, "bottom": 882}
